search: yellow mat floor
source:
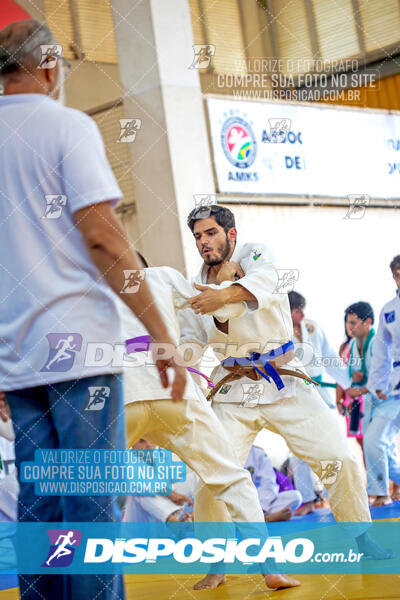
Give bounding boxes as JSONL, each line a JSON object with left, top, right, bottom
{"left": 1, "top": 573, "right": 400, "bottom": 600}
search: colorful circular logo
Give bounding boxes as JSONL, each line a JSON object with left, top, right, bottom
{"left": 221, "top": 117, "right": 257, "bottom": 169}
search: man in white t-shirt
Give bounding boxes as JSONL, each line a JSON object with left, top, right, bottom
{"left": 0, "top": 19, "right": 185, "bottom": 600}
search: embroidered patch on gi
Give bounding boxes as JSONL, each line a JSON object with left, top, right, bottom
{"left": 306, "top": 323, "right": 315, "bottom": 334}
{"left": 219, "top": 384, "right": 232, "bottom": 394}
{"left": 252, "top": 249, "right": 262, "bottom": 261}
{"left": 384, "top": 310, "right": 395, "bottom": 324}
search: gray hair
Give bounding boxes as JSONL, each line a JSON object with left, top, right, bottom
{"left": 0, "top": 20, "right": 56, "bottom": 76}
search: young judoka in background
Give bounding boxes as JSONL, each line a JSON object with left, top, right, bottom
{"left": 337, "top": 318, "right": 366, "bottom": 452}
{"left": 348, "top": 264, "right": 400, "bottom": 506}
{"left": 245, "top": 445, "right": 302, "bottom": 521}
{"left": 344, "top": 301, "right": 400, "bottom": 506}
{"left": 120, "top": 253, "right": 299, "bottom": 591}
{"left": 184, "top": 204, "right": 392, "bottom": 587}
{"left": 288, "top": 291, "right": 351, "bottom": 515}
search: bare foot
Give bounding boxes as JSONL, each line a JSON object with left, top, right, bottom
{"left": 372, "top": 495, "right": 392, "bottom": 507}
{"left": 314, "top": 497, "right": 329, "bottom": 509}
{"left": 265, "top": 507, "right": 292, "bottom": 522}
{"left": 368, "top": 495, "right": 376, "bottom": 505}
{"left": 295, "top": 501, "right": 314, "bottom": 516}
{"left": 392, "top": 483, "right": 400, "bottom": 501}
{"left": 356, "top": 531, "right": 394, "bottom": 560}
{"left": 193, "top": 574, "right": 226, "bottom": 590}
{"left": 265, "top": 574, "right": 301, "bottom": 589}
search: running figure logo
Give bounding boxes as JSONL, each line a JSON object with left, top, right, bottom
{"left": 189, "top": 45, "right": 215, "bottom": 69}
{"left": 319, "top": 460, "right": 342, "bottom": 485}
{"left": 37, "top": 44, "right": 62, "bottom": 69}
{"left": 274, "top": 269, "right": 299, "bottom": 293}
{"left": 41, "top": 333, "right": 82, "bottom": 372}
{"left": 344, "top": 195, "right": 369, "bottom": 219}
{"left": 117, "top": 119, "right": 141, "bottom": 143}
{"left": 121, "top": 270, "right": 145, "bottom": 294}
{"left": 42, "top": 195, "right": 67, "bottom": 219}
{"left": 193, "top": 194, "right": 216, "bottom": 208}
{"left": 241, "top": 383, "right": 263, "bottom": 407}
{"left": 43, "top": 529, "right": 82, "bottom": 567}
{"left": 267, "top": 118, "right": 291, "bottom": 143}
{"left": 191, "top": 195, "right": 217, "bottom": 221}
{"left": 85, "top": 386, "right": 110, "bottom": 411}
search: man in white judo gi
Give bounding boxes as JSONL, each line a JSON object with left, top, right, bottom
{"left": 120, "top": 256, "right": 299, "bottom": 591}
{"left": 347, "top": 260, "right": 400, "bottom": 506}
{"left": 288, "top": 291, "right": 351, "bottom": 515}
{"left": 184, "top": 204, "right": 389, "bottom": 588}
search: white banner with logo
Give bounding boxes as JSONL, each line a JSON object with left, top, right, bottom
{"left": 207, "top": 97, "right": 400, "bottom": 198}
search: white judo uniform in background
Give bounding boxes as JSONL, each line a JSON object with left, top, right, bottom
{"left": 120, "top": 266, "right": 265, "bottom": 524}
{"left": 290, "top": 319, "right": 351, "bottom": 504}
{"left": 124, "top": 493, "right": 183, "bottom": 523}
{"left": 184, "top": 241, "right": 370, "bottom": 524}
{"left": 366, "top": 296, "right": 400, "bottom": 496}
{"left": 245, "top": 446, "right": 302, "bottom": 516}
{"left": 294, "top": 319, "right": 350, "bottom": 408}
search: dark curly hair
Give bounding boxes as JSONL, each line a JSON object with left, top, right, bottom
{"left": 187, "top": 204, "right": 235, "bottom": 233}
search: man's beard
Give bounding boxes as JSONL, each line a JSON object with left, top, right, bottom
{"left": 203, "top": 235, "right": 231, "bottom": 266}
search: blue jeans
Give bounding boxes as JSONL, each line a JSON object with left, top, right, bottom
{"left": 6, "top": 374, "right": 126, "bottom": 600}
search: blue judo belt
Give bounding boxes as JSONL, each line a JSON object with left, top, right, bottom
{"left": 221, "top": 341, "right": 294, "bottom": 391}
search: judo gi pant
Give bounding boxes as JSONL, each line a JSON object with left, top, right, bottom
{"left": 6, "top": 374, "right": 126, "bottom": 600}
{"left": 289, "top": 406, "right": 341, "bottom": 504}
{"left": 290, "top": 453, "right": 319, "bottom": 503}
{"left": 125, "top": 396, "right": 265, "bottom": 523}
{"left": 196, "top": 379, "right": 371, "bottom": 524}
{"left": 363, "top": 412, "right": 400, "bottom": 496}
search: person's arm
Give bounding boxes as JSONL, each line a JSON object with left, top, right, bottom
{"left": 60, "top": 111, "right": 185, "bottom": 399}
{"left": 168, "top": 491, "right": 193, "bottom": 506}
{"left": 133, "top": 495, "right": 183, "bottom": 522}
{"left": 216, "top": 261, "right": 244, "bottom": 283}
{"left": 367, "top": 309, "right": 393, "bottom": 400}
{"left": 0, "top": 393, "right": 10, "bottom": 423}
{"left": 189, "top": 282, "right": 256, "bottom": 315}
{"left": 174, "top": 266, "right": 248, "bottom": 321}
{"left": 188, "top": 244, "right": 277, "bottom": 315}
{"left": 336, "top": 385, "right": 345, "bottom": 413}
{"left": 347, "top": 385, "right": 368, "bottom": 398}
{"left": 348, "top": 338, "right": 375, "bottom": 398}
{"left": 74, "top": 202, "right": 186, "bottom": 401}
